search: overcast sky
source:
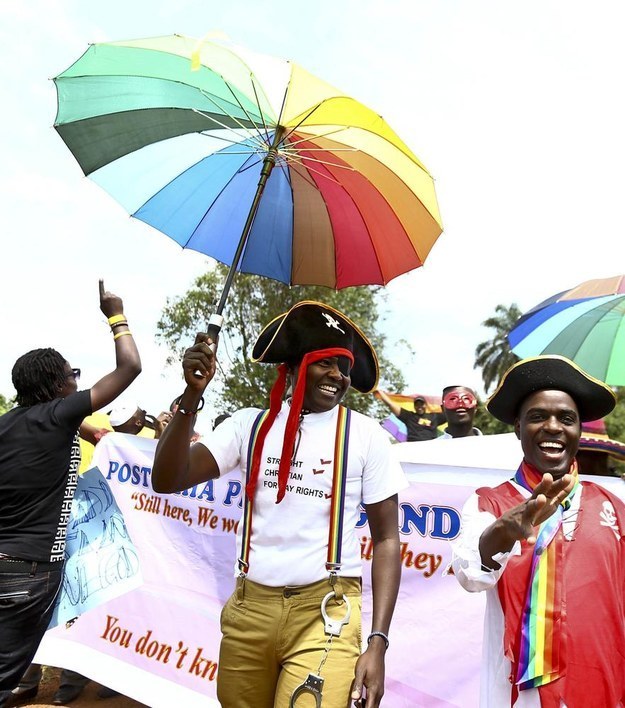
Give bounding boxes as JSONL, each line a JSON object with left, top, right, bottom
{"left": 2, "top": 0, "right": 623, "bottom": 423}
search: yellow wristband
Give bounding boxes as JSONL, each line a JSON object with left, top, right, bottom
{"left": 108, "top": 314, "right": 127, "bottom": 325}
{"left": 113, "top": 330, "right": 133, "bottom": 340}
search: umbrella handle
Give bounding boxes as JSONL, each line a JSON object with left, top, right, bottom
{"left": 206, "top": 312, "right": 223, "bottom": 352}
{"left": 193, "top": 313, "right": 223, "bottom": 378}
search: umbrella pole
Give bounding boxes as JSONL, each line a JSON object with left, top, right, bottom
{"left": 206, "top": 126, "right": 286, "bottom": 342}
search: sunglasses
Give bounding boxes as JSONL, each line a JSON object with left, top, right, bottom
{"left": 67, "top": 368, "right": 81, "bottom": 380}
{"left": 443, "top": 392, "right": 477, "bottom": 410}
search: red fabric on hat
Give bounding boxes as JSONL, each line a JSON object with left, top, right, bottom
{"left": 245, "top": 363, "right": 288, "bottom": 502}
{"left": 245, "top": 347, "right": 354, "bottom": 504}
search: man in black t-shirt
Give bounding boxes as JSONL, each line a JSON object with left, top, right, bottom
{"left": 376, "top": 390, "right": 441, "bottom": 441}
{"left": 0, "top": 281, "right": 141, "bottom": 705}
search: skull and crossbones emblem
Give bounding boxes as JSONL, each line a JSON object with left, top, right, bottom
{"left": 600, "top": 501, "right": 620, "bottom": 539}
{"left": 322, "top": 312, "right": 345, "bottom": 334}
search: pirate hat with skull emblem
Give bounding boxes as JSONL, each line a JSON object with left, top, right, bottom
{"left": 252, "top": 300, "right": 378, "bottom": 393}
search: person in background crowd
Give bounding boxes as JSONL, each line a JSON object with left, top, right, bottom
{"left": 376, "top": 390, "right": 440, "bottom": 441}
{"left": 452, "top": 355, "right": 624, "bottom": 707}
{"left": 0, "top": 281, "right": 141, "bottom": 707}
{"left": 152, "top": 411, "right": 173, "bottom": 439}
{"left": 439, "top": 385, "right": 482, "bottom": 438}
{"left": 152, "top": 301, "right": 407, "bottom": 708}
{"left": 108, "top": 404, "right": 148, "bottom": 435}
{"left": 576, "top": 418, "right": 625, "bottom": 477}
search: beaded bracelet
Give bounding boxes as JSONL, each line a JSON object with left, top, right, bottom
{"left": 177, "top": 397, "right": 205, "bottom": 416}
{"left": 113, "top": 330, "right": 133, "bottom": 340}
{"left": 367, "top": 631, "right": 389, "bottom": 650}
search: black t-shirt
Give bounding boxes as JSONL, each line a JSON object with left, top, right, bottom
{"left": 397, "top": 408, "right": 442, "bottom": 442}
{"left": 0, "top": 389, "right": 92, "bottom": 562}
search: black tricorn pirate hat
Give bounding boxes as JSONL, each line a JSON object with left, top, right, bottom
{"left": 251, "top": 301, "right": 379, "bottom": 393}
{"left": 487, "top": 355, "right": 616, "bottom": 425}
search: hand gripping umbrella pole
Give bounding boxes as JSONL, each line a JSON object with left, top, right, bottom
{"left": 204, "top": 126, "right": 286, "bottom": 349}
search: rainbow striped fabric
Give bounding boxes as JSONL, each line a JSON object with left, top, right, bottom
{"left": 513, "top": 460, "right": 579, "bottom": 689}
{"left": 326, "top": 406, "right": 351, "bottom": 569}
{"left": 238, "top": 409, "right": 271, "bottom": 573}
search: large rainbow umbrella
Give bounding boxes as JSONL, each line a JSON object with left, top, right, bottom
{"left": 53, "top": 34, "right": 443, "bottom": 330}
{"left": 508, "top": 274, "right": 625, "bottom": 385}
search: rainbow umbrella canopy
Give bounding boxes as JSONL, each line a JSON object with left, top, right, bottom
{"left": 54, "top": 34, "right": 443, "bottom": 319}
{"left": 508, "top": 275, "right": 625, "bottom": 385}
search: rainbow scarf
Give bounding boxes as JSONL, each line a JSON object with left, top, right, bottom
{"left": 513, "top": 460, "right": 579, "bottom": 690}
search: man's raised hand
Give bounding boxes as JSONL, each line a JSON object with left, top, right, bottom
{"left": 98, "top": 279, "right": 124, "bottom": 318}
{"left": 504, "top": 473, "right": 574, "bottom": 545}
{"left": 526, "top": 473, "right": 574, "bottom": 532}
{"left": 182, "top": 332, "right": 217, "bottom": 390}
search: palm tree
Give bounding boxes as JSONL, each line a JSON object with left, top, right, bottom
{"left": 474, "top": 303, "right": 522, "bottom": 392}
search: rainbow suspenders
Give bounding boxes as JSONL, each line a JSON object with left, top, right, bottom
{"left": 239, "top": 406, "right": 353, "bottom": 707}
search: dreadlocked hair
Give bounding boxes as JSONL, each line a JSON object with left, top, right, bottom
{"left": 12, "top": 348, "right": 68, "bottom": 408}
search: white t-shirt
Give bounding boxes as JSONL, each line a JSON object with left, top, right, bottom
{"left": 201, "top": 403, "right": 408, "bottom": 586}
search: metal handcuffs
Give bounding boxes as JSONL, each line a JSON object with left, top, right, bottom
{"left": 289, "top": 590, "right": 351, "bottom": 707}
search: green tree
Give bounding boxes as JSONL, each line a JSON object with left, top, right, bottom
{"left": 606, "top": 387, "right": 625, "bottom": 440}
{"left": 473, "top": 402, "right": 514, "bottom": 435}
{"left": 605, "top": 387, "right": 625, "bottom": 475}
{"left": 474, "top": 303, "right": 522, "bottom": 393}
{"left": 156, "top": 266, "right": 406, "bottom": 417}
{"left": 0, "top": 393, "right": 13, "bottom": 415}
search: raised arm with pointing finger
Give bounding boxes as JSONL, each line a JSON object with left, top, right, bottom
{"left": 0, "top": 279, "right": 141, "bottom": 700}
{"left": 90, "top": 279, "right": 142, "bottom": 412}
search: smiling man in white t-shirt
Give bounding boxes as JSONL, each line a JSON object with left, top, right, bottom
{"left": 153, "top": 301, "right": 407, "bottom": 708}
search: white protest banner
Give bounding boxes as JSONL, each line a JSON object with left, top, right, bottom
{"left": 49, "top": 466, "right": 142, "bottom": 629}
{"left": 37, "top": 433, "right": 235, "bottom": 707}
{"left": 36, "top": 431, "right": 625, "bottom": 707}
